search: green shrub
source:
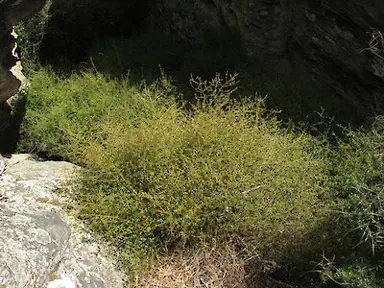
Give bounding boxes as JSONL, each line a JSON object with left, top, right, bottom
{"left": 19, "top": 68, "right": 175, "bottom": 160}
{"left": 20, "top": 70, "right": 330, "bottom": 274}
{"left": 23, "top": 67, "right": 384, "bottom": 285}
{"left": 319, "top": 258, "right": 384, "bottom": 288}
{"left": 310, "top": 117, "right": 384, "bottom": 288}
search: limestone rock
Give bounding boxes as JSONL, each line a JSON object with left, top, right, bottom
{"left": 0, "top": 154, "right": 124, "bottom": 288}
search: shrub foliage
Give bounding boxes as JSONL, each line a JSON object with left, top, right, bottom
{"left": 19, "top": 65, "right": 384, "bottom": 286}
{"left": 20, "top": 70, "right": 329, "bottom": 273}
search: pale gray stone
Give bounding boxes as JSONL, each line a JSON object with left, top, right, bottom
{"left": 0, "top": 154, "right": 124, "bottom": 288}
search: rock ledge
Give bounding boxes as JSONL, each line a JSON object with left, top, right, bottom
{"left": 0, "top": 154, "right": 124, "bottom": 288}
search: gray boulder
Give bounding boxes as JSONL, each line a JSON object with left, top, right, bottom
{"left": 0, "top": 154, "right": 124, "bottom": 288}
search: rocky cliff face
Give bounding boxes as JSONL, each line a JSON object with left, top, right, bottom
{"left": 0, "top": 0, "right": 45, "bottom": 103}
{"left": 153, "top": 0, "right": 384, "bottom": 116}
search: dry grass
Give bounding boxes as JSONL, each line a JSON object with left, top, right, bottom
{"left": 134, "top": 247, "right": 248, "bottom": 288}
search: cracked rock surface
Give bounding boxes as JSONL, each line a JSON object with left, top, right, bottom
{"left": 0, "top": 154, "right": 124, "bottom": 288}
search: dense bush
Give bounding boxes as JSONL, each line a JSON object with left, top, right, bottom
{"left": 18, "top": 68, "right": 174, "bottom": 159}
{"left": 317, "top": 118, "right": 384, "bottom": 288}
{"left": 19, "top": 70, "right": 330, "bottom": 275}
{"left": 19, "top": 65, "right": 384, "bottom": 286}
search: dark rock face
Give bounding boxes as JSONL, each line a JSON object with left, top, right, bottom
{"left": 0, "top": 24, "right": 20, "bottom": 103}
{"left": 0, "top": 0, "right": 45, "bottom": 147}
{"left": 0, "top": 0, "right": 45, "bottom": 103}
{"left": 2, "top": 0, "right": 383, "bottom": 117}
{"left": 290, "top": 1, "right": 384, "bottom": 116}
{"left": 153, "top": 0, "right": 384, "bottom": 117}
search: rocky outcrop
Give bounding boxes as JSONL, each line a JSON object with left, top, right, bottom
{"left": 0, "top": 0, "right": 45, "bottom": 102}
{"left": 0, "top": 155, "right": 124, "bottom": 288}
{"left": 0, "top": 0, "right": 45, "bottom": 147}
{"left": 153, "top": 0, "right": 384, "bottom": 117}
